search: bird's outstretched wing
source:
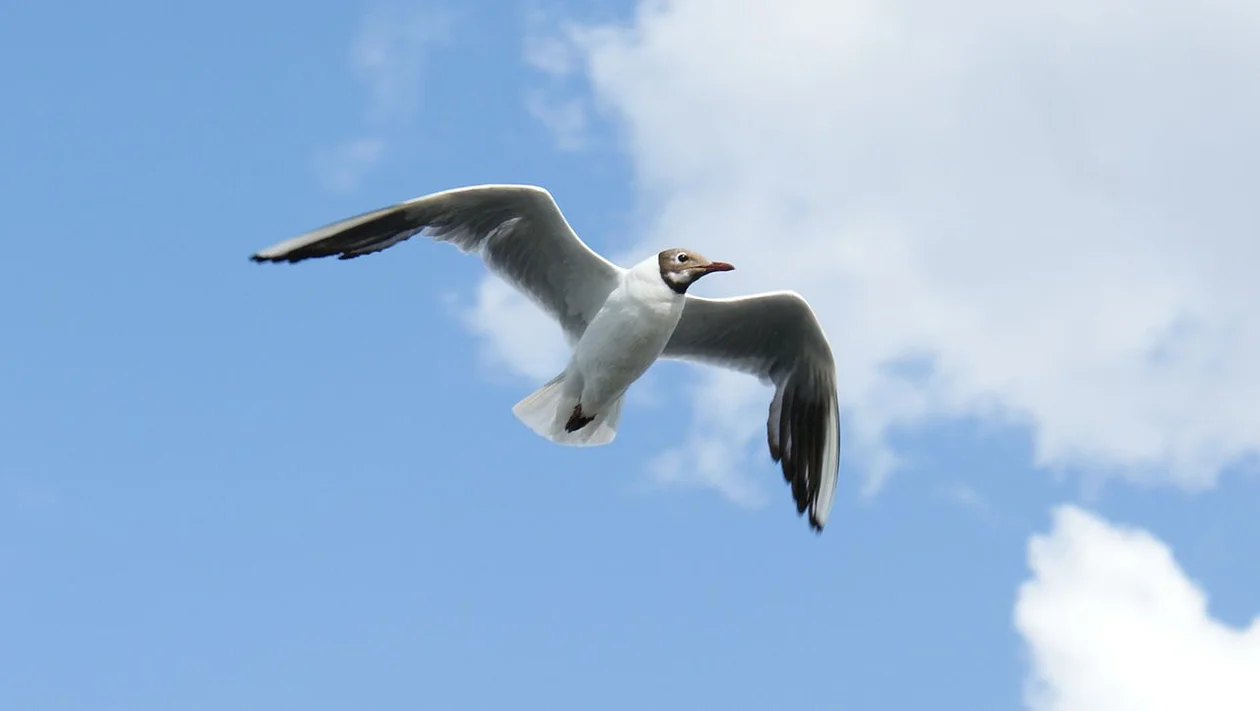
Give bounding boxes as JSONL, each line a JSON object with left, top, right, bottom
{"left": 251, "top": 184, "right": 623, "bottom": 340}
{"left": 661, "top": 291, "right": 840, "bottom": 532}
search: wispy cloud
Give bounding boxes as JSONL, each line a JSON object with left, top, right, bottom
{"left": 315, "top": 4, "right": 449, "bottom": 192}
{"left": 525, "top": 91, "right": 590, "bottom": 152}
{"left": 352, "top": 6, "right": 448, "bottom": 125}
{"left": 937, "top": 481, "right": 1011, "bottom": 528}
{"left": 454, "top": 277, "right": 571, "bottom": 384}
{"left": 644, "top": 369, "right": 775, "bottom": 508}
{"left": 522, "top": 5, "right": 596, "bottom": 152}
{"left": 647, "top": 435, "right": 769, "bottom": 509}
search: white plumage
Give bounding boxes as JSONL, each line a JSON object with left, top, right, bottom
{"left": 515, "top": 255, "right": 689, "bottom": 446}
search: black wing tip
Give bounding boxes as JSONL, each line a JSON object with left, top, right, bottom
{"left": 250, "top": 254, "right": 304, "bottom": 264}
{"left": 807, "top": 509, "right": 825, "bottom": 534}
{"left": 249, "top": 249, "right": 371, "bottom": 264}
{"left": 250, "top": 250, "right": 302, "bottom": 264}
{"left": 775, "top": 457, "right": 827, "bottom": 534}
{"left": 799, "top": 484, "right": 831, "bottom": 535}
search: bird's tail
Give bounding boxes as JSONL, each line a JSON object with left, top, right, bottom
{"left": 511, "top": 372, "right": 623, "bottom": 447}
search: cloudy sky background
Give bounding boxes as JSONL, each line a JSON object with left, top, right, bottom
{"left": 3, "top": 1, "right": 1258, "bottom": 709}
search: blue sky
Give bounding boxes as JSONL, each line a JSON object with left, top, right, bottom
{"left": 4, "top": 1, "right": 1259, "bottom": 709}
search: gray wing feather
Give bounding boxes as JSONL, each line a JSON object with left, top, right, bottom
{"left": 251, "top": 184, "right": 623, "bottom": 339}
{"left": 661, "top": 291, "right": 840, "bottom": 532}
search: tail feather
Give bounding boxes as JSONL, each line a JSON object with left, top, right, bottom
{"left": 511, "top": 372, "right": 623, "bottom": 447}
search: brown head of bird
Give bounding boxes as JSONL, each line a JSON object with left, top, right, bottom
{"left": 657, "top": 248, "right": 735, "bottom": 294}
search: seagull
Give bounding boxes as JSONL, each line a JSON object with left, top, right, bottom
{"left": 251, "top": 184, "right": 840, "bottom": 532}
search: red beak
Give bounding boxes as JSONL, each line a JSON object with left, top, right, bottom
{"left": 704, "top": 261, "right": 735, "bottom": 272}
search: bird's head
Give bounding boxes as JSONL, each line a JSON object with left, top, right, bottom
{"left": 657, "top": 248, "right": 735, "bottom": 294}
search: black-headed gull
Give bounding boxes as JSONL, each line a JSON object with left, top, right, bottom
{"left": 252, "top": 184, "right": 840, "bottom": 532}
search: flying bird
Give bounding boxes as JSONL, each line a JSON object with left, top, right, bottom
{"left": 251, "top": 184, "right": 840, "bottom": 532}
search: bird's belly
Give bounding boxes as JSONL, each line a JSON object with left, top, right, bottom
{"left": 573, "top": 300, "right": 680, "bottom": 410}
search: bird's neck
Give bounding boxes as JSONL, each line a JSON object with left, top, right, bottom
{"left": 630, "top": 255, "right": 690, "bottom": 295}
{"left": 626, "top": 257, "right": 686, "bottom": 303}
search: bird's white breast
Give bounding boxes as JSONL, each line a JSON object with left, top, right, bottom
{"left": 570, "top": 260, "right": 684, "bottom": 411}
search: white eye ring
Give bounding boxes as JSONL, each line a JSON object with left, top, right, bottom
{"left": 676, "top": 253, "right": 690, "bottom": 263}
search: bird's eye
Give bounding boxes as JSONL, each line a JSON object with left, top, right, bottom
{"left": 676, "top": 253, "right": 690, "bottom": 263}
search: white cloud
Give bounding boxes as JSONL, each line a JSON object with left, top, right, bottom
{"left": 456, "top": 278, "right": 571, "bottom": 383}
{"left": 477, "top": 0, "right": 1260, "bottom": 502}
{"left": 522, "top": 7, "right": 581, "bottom": 77}
{"left": 522, "top": 6, "right": 594, "bottom": 151}
{"left": 645, "top": 368, "right": 773, "bottom": 505}
{"left": 352, "top": 5, "right": 448, "bottom": 126}
{"left": 525, "top": 91, "right": 590, "bottom": 151}
{"left": 315, "top": 5, "right": 448, "bottom": 191}
{"left": 1014, "top": 506, "right": 1260, "bottom": 711}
